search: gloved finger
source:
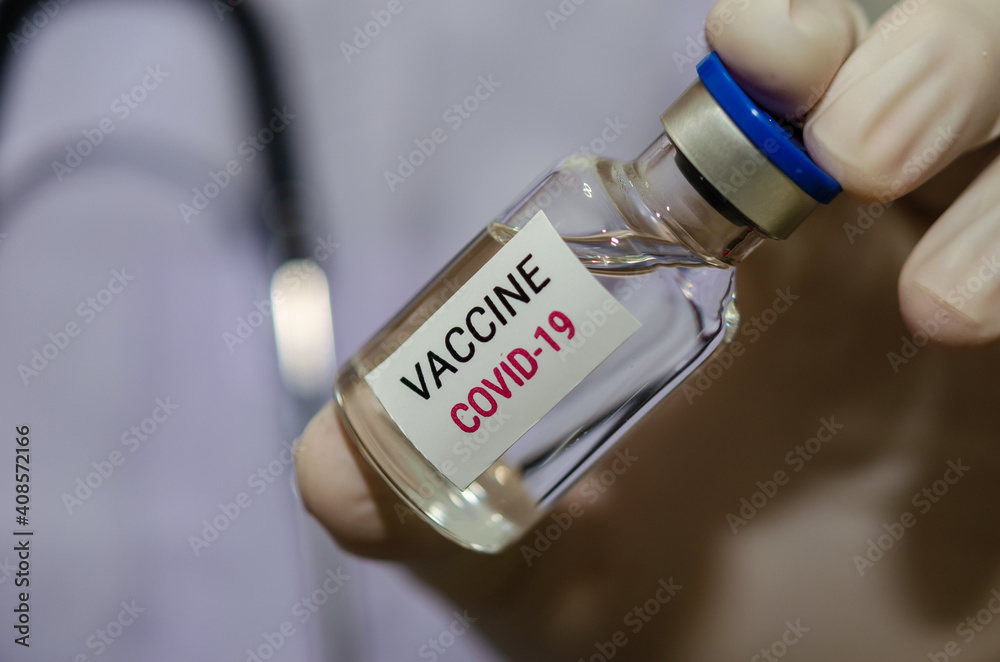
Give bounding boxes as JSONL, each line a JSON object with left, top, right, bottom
{"left": 899, "top": 153, "right": 1000, "bottom": 346}
{"left": 805, "top": 0, "right": 1000, "bottom": 201}
{"left": 706, "top": 0, "right": 869, "bottom": 118}
{"left": 294, "top": 401, "right": 449, "bottom": 559}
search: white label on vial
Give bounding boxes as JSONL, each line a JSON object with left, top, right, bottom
{"left": 365, "top": 211, "right": 641, "bottom": 489}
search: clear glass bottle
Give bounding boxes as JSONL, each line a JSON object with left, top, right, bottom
{"left": 334, "top": 53, "right": 841, "bottom": 553}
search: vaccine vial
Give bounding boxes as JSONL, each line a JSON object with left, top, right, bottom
{"left": 335, "top": 53, "right": 841, "bottom": 552}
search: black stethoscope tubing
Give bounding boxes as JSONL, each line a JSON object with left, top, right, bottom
{"left": 0, "top": 0, "right": 309, "bottom": 262}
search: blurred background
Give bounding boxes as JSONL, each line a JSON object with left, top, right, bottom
{"left": 12, "top": 0, "right": 1000, "bottom": 661}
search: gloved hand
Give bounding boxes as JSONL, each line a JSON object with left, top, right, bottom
{"left": 708, "top": 0, "right": 1000, "bottom": 345}
{"left": 299, "top": 0, "right": 1000, "bottom": 559}
{"left": 295, "top": 1, "right": 1000, "bottom": 658}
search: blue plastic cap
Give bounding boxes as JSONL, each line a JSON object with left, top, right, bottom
{"left": 696, "top": 52, "right": 841, "bottom": 204}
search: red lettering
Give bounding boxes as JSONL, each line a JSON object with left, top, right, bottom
{"left": 507, "top": 348, "right": 538, "bottom": 379}
{"left": 451, "top": 345, "right": 543, "bottom": 434}
{"left": 451, "top": 403, "right": 479, "bottom": 433}
{"left": 482, "top": 367, "right": 512, "bottom": 399}
{"left": 469, "top": 387, "right": 498, "bottom": 416}
{"left": 500, "top": 360, "right": 524, "bottom": 386}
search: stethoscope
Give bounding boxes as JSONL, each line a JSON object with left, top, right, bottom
{"left": 0, "top": 0, "right": 336, "bottom": 409}
{"left": 0, "top": 3, "right": 349, "bottom": 657}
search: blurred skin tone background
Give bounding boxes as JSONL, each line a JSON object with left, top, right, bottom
{"left": 3, "top": 0, "right": 1000, "bottom": 660}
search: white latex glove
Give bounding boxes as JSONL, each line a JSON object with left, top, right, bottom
{"left": 709, "top": 0, "right": 1000, "bottom": 345}
{"left": 295, "top": 2, "right": 1000, "bottom": 659}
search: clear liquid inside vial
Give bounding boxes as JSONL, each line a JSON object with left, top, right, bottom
{"left": 336, "top": 150, "right": 741, "bottom": 553}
